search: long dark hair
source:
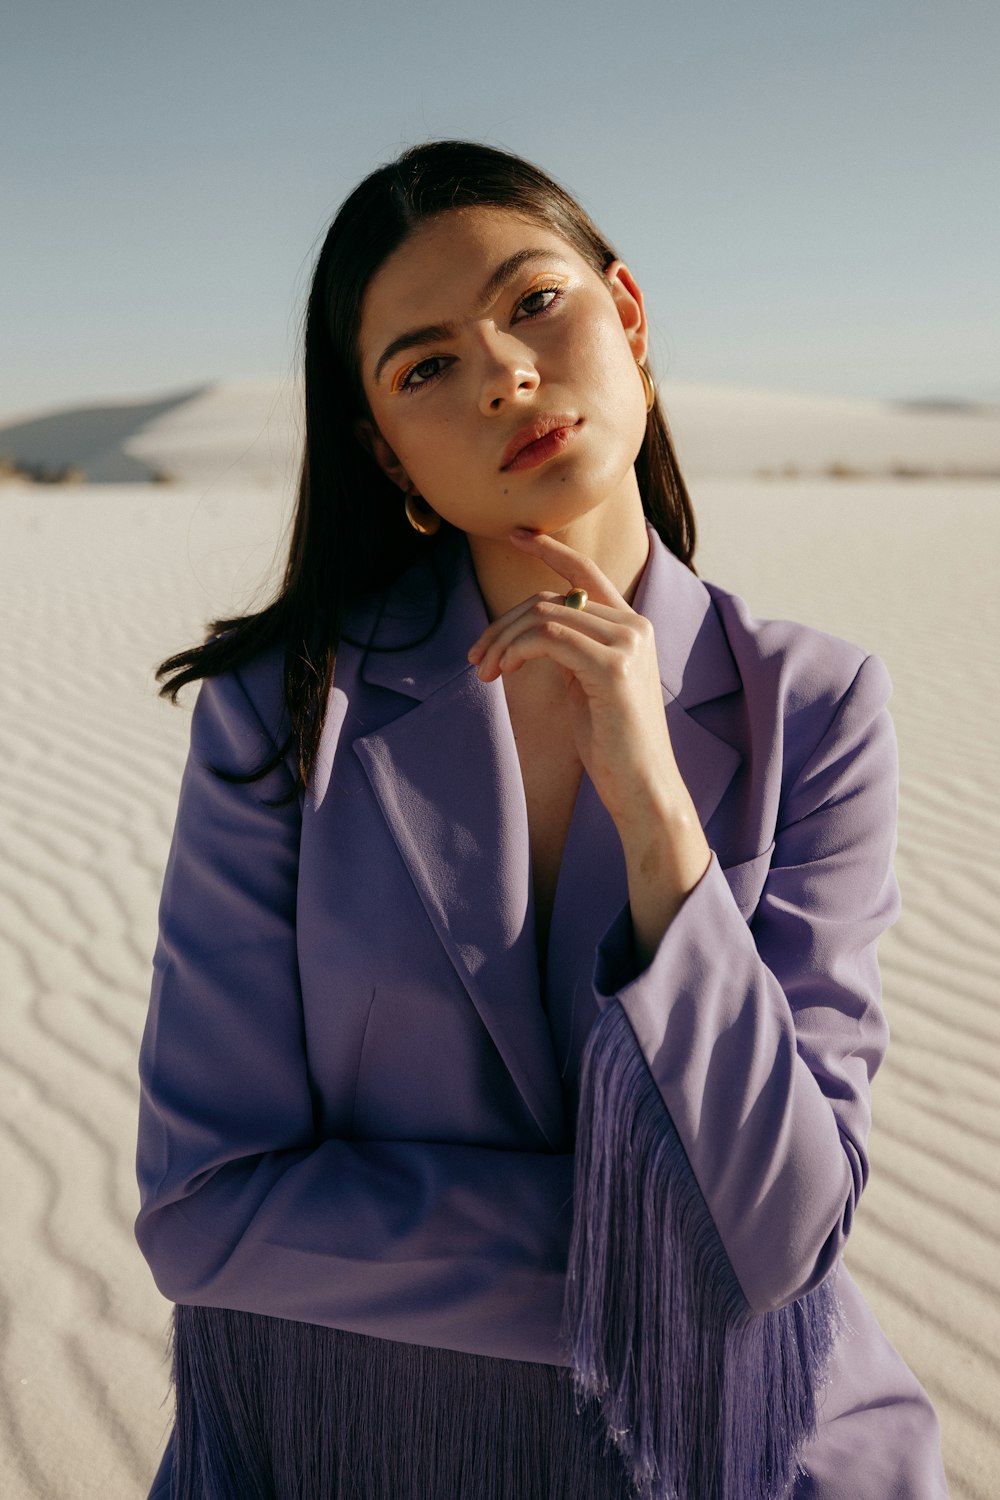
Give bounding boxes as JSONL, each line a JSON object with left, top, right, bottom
{"left": 155, "top": 139, "right": 698, "bottom": 798}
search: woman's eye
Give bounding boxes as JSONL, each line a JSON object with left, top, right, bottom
{"left": 394, "top": 287, "right": 564, "bottom": 393}
{"left": 516, "top": 286, "right": 564, "bottom": 319}
{"left": 398, "top": 356, "right": 446, "bottom": 393}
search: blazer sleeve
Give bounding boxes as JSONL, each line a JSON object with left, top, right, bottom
{"left": 134, "top": 666, "right": 573, "bottom": 1363}
{"left": 591, "top": 650, "right": 900, "bottom": 1313}
{"left": 560, "top": 651, "right": 902, "bottom": 1497}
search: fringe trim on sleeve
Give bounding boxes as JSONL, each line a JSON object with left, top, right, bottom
{"left": 562, "top": 999, "right": 843, "bottom": 1500}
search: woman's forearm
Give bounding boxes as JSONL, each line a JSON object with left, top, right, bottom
{"left": 616, "top": 784, "right": 712, "bottom": 970}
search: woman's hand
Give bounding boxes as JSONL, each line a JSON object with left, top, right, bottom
{"left": 468, "top": 528, "right": 683, "bottom": 830}
{"left": 467, "top": 528, "right": 712, "bottom": 956}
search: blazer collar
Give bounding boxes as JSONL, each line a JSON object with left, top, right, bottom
{"left": 350, "top": 522, "right": 742, "bottom": 1149}
{"left": 357, "top": 520, "right": 739, "bottom": 711}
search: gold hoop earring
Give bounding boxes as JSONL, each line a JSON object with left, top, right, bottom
{"left": 637, "top": 361, "right": 656, "bottom": 413}
{"left": 404, "top": 489, "right": 441, "bottom": 536}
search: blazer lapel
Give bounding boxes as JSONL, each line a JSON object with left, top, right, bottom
{"left": 543, "top": 521, "right": 743, "bottom": 1106}
{"left": 633, "top": 518, "right": 743, "bottom": 835}
{"left": 352, "top": 522, "right": 743, "bottom": 1148}
{"left": 353, "top": 536, "right": 568, "bottom": 1150}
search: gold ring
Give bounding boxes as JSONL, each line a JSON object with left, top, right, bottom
{"left": 563, "top": 588, "right": 588, "bottom": 611}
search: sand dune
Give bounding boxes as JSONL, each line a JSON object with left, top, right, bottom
{"left": 0, "top": 394, "right": 996, "bottom": 1497}
{"left": 2, "top": 377, "right": 998, "bottom": 489}
{"left": 0, "top": 387, "right": 207, "bottom": 482}
{"left": 663, "top": 384, "right": 1000, "bottom": 479}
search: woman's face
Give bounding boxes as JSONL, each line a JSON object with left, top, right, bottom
{"left": 354, "top": 207, "right": 650, "bottom": 542}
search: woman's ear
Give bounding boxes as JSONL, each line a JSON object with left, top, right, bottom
{"left": 352, "top": 418, "right": 411, "bottom": 492}
{"left": 602, "top": 260, "right": 648, "bottom": 366}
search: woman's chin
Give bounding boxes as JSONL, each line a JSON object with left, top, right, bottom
{"left": 523, "top": 485, "right": 634, "bottom": 540}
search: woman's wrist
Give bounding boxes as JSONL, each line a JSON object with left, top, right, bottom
{"left": 616, "top": 789, "right": 712, "bottom": 969}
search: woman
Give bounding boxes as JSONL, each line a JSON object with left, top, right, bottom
{"left": 135, "top": 140, "right": 950, "bottom": 1498}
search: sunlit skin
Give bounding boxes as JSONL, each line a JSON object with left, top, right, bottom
{"left": 355, "top": 207, "right": 712, "bottom": 959}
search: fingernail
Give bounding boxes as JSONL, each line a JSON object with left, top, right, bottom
{"left": 510, "top": 526, "right": 536, "bottom": 539}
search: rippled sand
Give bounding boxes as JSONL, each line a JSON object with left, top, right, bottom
{"left": 0, "top": 469, "right": 996, "bottom": 1498}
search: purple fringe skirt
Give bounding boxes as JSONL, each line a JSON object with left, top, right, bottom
{"left": 152, "top": 1305, "right": 638, "bottom": 1499}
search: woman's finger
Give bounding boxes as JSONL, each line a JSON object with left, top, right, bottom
{"left": 484, "top": 616, "right": 627, "bottom": 686}
{"left": 473, "top": 602, "right": 631, "bottom": 682}
{"left": 508, "top": 528, "right": 629, "bottom": 609}
{"left": 468, "top": 593, "right": 623, "bottom": 664}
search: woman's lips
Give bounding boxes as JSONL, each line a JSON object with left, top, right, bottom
{"left": 500, "top": 417, "right": 582, "bottom": 472}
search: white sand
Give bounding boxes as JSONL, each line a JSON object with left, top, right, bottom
{"left": 0, "top": 384, "right": 997, "bottom": 1497}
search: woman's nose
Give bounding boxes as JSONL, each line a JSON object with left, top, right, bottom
{"left": 477, "top": 331, "right": 540, "bottom": 411}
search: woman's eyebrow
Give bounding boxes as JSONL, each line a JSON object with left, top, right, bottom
{"left": 373, "top": 248, "right": 565, "bottom": 384}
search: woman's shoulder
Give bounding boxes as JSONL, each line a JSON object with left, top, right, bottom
{"left": 183, "top": 633, "right": 293, "bottom": 775}
{"left": 182, "top": 560, "right": 421, "bottom": 771}
{"left": 690, "top": 570, "right": 896, "bottom": 814}
{"left": 701, "top": 571, "right": 891, "bottom": 730}
{"left": 645, "top": 526, "right": 890, "bottom": 741}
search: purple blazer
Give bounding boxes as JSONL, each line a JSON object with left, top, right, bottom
{"left": 136, "top": 520, "right": 948, "bottom": 1497}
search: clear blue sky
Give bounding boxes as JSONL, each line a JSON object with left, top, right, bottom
{"left": 3, "top": 0, "right": 997, "bottom": 415}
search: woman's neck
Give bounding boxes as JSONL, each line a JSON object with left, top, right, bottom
{"left": 466, "top": 493, "right": 651, "bottom": 624}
